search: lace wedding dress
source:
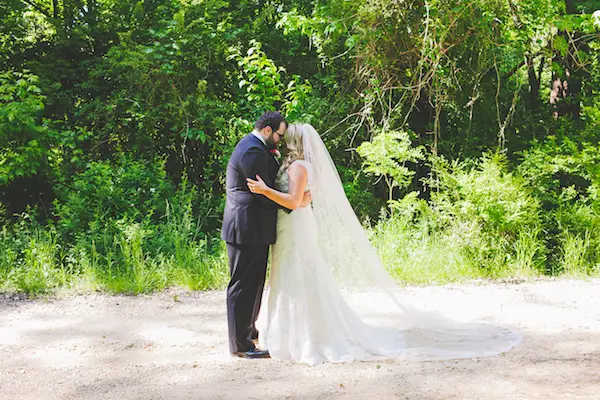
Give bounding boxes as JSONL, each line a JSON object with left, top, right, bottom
{"left": 257, "top": 161, "right": 407, "bottom": 364}
{"left": 256, "top": 125, "right": 522, "bottom": 365}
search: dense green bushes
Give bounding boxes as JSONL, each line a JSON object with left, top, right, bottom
{"left": 1, "top": 0, "right": 599, "bottom": 293}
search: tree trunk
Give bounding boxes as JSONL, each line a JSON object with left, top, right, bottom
{"left": 549, "top": 0, "right": 579, "bottom": 120}
{"left": 526, "top": 55, "right": 543, "bottom": 111}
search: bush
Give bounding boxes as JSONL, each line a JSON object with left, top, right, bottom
{"left": 518, "top": 132, "right": 600, "bottom": 275}
{"left": 0, "top": 213, "right": 67, "bottom": 294}
{"left": 53, "top": 156, "right": 174, "bottom": 243}
{"left": 371, "top": 153, "right": 545, "bottom": 283}
{"left": 1, "top": 173, "right": 228, "bottom": 295}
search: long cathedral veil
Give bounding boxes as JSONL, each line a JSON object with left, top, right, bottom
{"left": 301, "top": 123, "right": 521, "bottom": 360}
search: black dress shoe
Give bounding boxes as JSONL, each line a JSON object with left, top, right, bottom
{"left": 232, "top": 349, "right": 270, "bottom": 359}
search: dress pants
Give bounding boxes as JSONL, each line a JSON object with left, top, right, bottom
{"left": 226, "top": 242, "right": 269, "bottom": 353}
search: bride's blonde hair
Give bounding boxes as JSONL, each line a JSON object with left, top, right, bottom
{"left": 278, "top": 123, "right": 305, "bottom": 175}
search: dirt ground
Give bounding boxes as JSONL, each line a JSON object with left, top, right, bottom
{"left": 1, "top": 279, "right": 599, "bottom": 400}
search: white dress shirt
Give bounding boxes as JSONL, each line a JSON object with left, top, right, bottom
{"left": 251, "top": 131, "right": 267, "bottom": 146}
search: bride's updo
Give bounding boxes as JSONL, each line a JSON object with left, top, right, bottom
{"left": 279, "top": 123, "right": 305, "bottom": 175}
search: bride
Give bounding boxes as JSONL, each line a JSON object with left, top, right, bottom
{"left": 246, "top": 123, "right": 521, "bottom": 365}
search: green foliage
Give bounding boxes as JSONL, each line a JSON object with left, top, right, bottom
{"left": 0, "top": 213, "right": 68, "bottom": 294}
{"left": 53, "top": 157, "right": 174, "bottom": 241}
{"left": 153, "top": 177, "right": 228, "bottom": 290}
{"left": 338, "top": 166, "right": 385, "bottom": 222}
{"left": 357, "top": 129, "right": 425, "bottom": 202}
{"left": 0, "top": 182, "right": 228, "bottom": 294}
{"left": 282, "top": 75, "right": 314, "bottom": 122}
{"left": 518, "top": 129, "right": 600, "bottom": 275}
{"left": 0, "top": 70, "right": 48, "bottom": 184}
{"left": 233, "top": 40, "right": 286, "bottom": 113}
{"left": 372, "top": 153, "right": 545, "bottom": 283}
{"left": 1, "top": 0, "right": 599, "bottom": 293}
{"left": 231, "top": 40, "right": 317, "bottom": 122}
{"left": 426, "top": 153, "right": 544, "bottom": 274}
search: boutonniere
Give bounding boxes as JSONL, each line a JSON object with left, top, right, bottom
{"left": 269, "top": 148, "right": 281, "bottom": 159}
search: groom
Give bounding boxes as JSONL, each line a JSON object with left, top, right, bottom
{"left": 221, "top": 111, "right": 310, "bottom": 359}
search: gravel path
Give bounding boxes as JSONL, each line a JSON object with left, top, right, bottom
{"left": 1, "top": 279, "right": 599, "bottom": 399}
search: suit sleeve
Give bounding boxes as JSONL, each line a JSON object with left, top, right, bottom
{"left": 240, "top": 147, "right": 293, "bottom": 213}
{"left": 240, "top": 147, "right": 281, "bottom": 208}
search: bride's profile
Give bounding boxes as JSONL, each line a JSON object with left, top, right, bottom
{"left": 247, "top": 123, "right": 521, "bottom": 365}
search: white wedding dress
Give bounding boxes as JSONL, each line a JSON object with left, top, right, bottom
{"left": 257, "top": 161, "right": 406, "bottom": 364}
{"left": 256, "top": 125, "right": 521, "bottom": 365}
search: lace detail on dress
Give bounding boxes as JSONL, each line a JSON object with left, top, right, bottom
{"left": 275, "top": 160, "right": 309, "bottom": 193}
{"left": 257, "top": 159, "right": 409, "bottom": 365}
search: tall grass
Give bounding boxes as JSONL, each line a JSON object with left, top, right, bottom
{"left": 0, "top": 183, "right": 229, "bottom": 295}
{"left": 371, "top": 216, "right": 479, "bottom": 284}
{"left": 0, "top": 226, "right": 67, "bottom": 294}
{"left": 2, "top": 152, "right": 599, "bottom": 295}
{"left": 158, "top": 186, "right": 229, "bottom": 291}
{"left": 371, "top": 154, "right": 549, "bottom": 284}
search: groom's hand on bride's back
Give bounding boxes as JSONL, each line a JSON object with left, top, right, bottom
{"left": 300, "top": 191, "right": 312, "bottom": 208}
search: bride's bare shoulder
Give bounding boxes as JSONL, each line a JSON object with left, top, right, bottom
{"left": 288, "top": 160, "right": 308, "bottom": 175}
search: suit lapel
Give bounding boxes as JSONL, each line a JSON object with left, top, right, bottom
{"left": 269, "top": 154, "right": 279, "bottom": 175}
{"left": 248, "top": 133, "right": 267, "bottom": 148}
{"left": 246, "top": 133, "right": 279, "bottom": 176}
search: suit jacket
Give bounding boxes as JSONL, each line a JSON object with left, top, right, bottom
{"left": 221, "top": 134, "right": 283, "bottom": 245}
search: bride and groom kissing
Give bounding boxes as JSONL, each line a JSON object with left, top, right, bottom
{"left": 222, "top": 111, "right": 522, "bottom": 365}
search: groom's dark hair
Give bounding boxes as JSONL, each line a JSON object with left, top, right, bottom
{"left": 255, "top": 111, "right": 287, "bottom": 132}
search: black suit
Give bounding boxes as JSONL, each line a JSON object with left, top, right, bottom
{"left": 221, "top": 133, "right": 281, "bottom": 353}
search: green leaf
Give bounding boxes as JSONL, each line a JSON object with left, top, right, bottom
{"left": 553, "top": 36, "right": 568, "bottom": 57}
